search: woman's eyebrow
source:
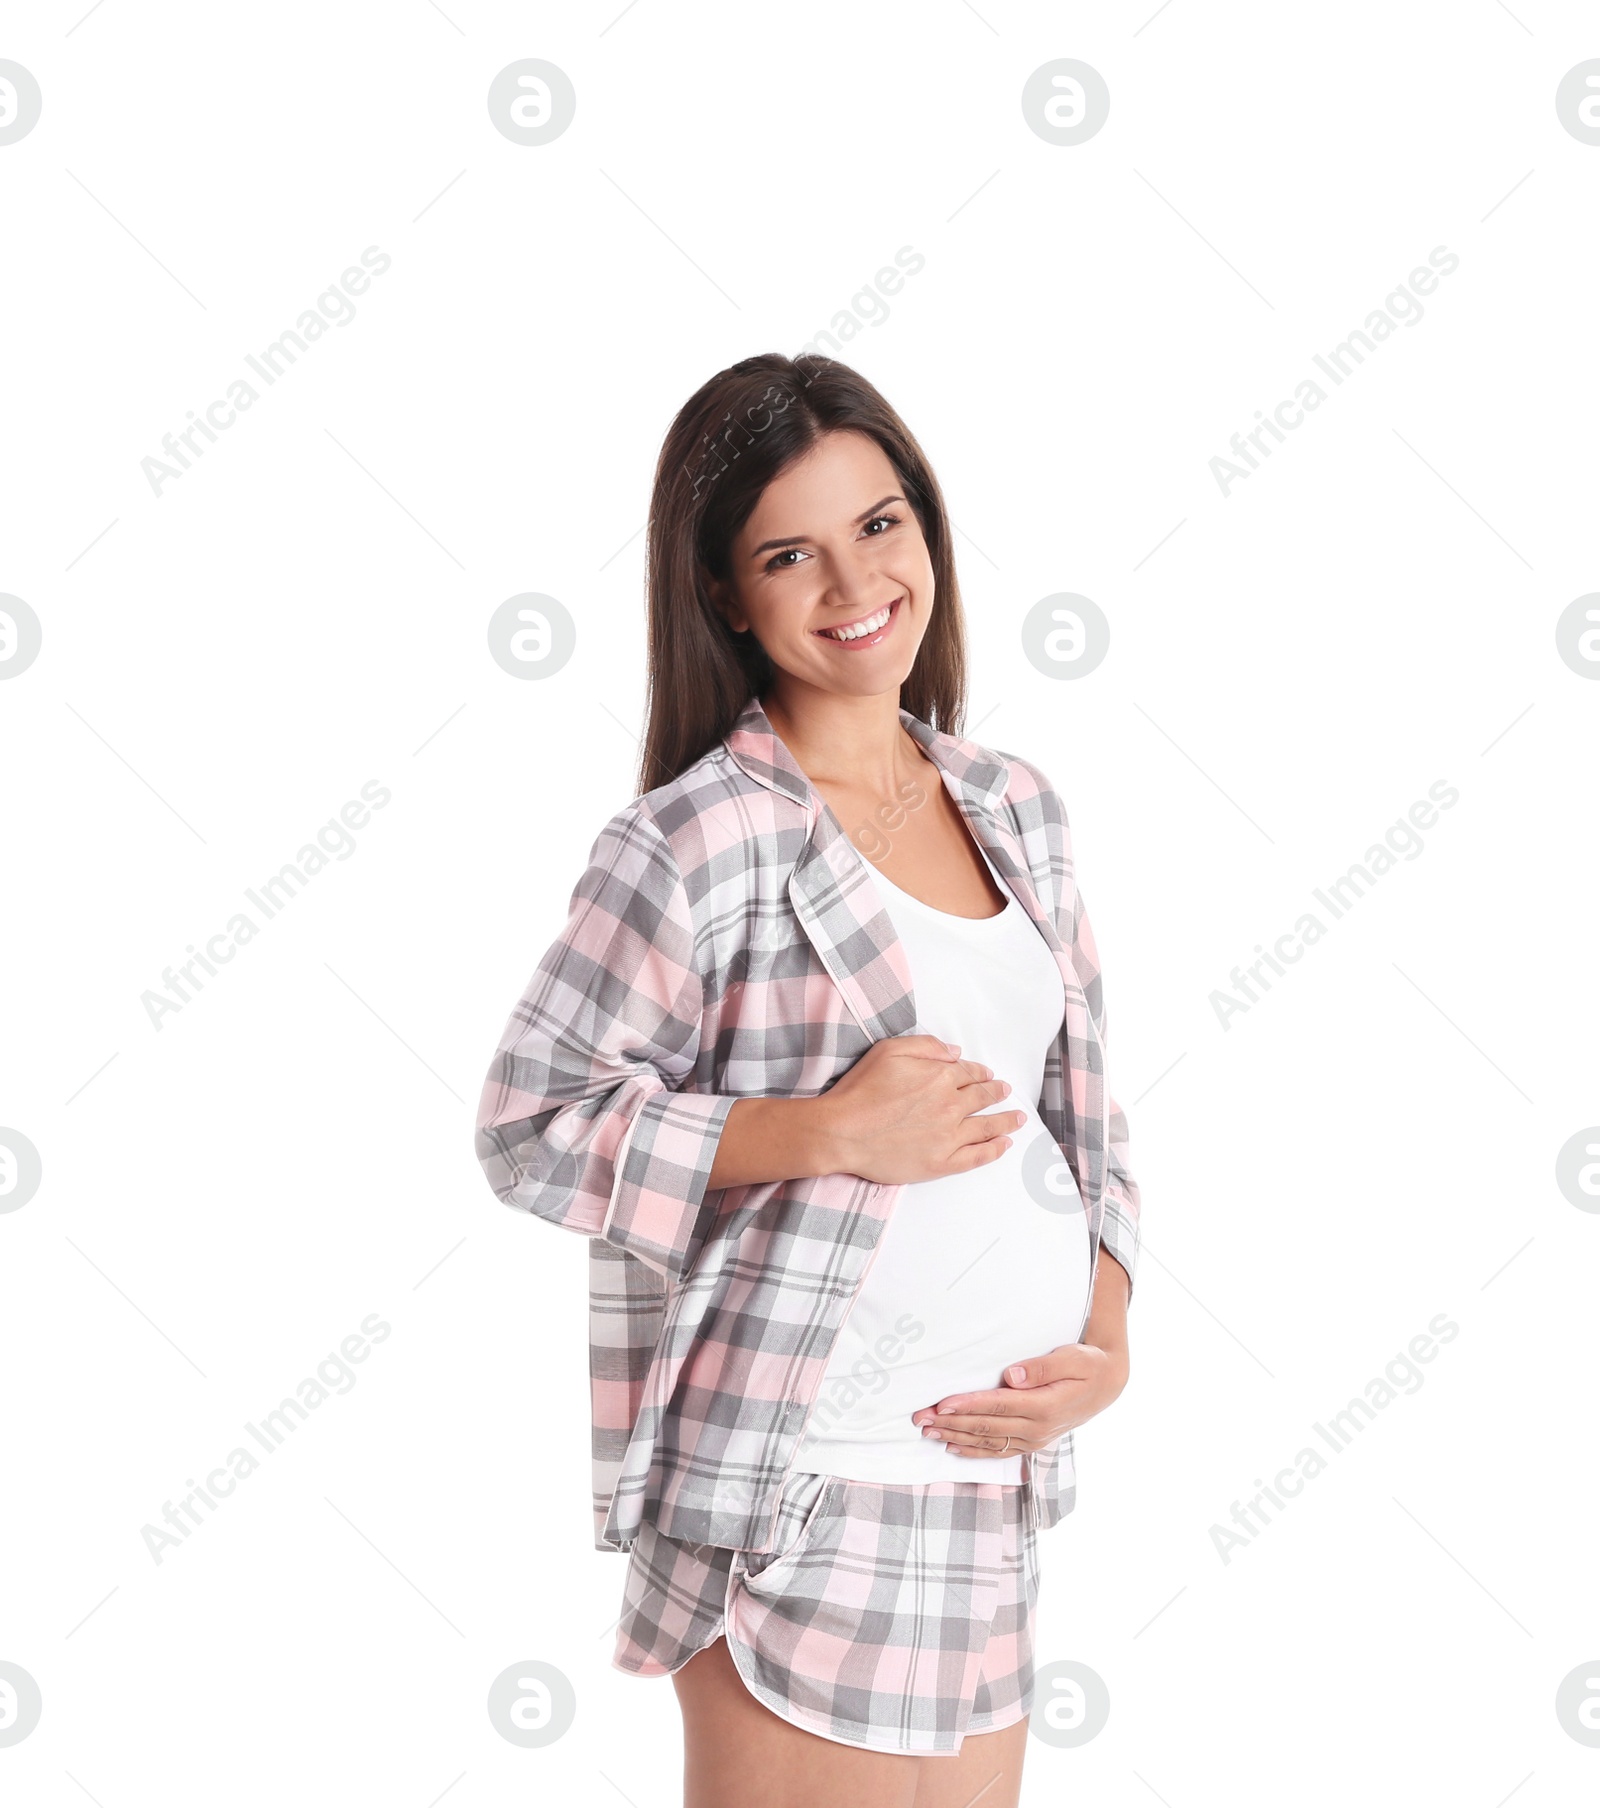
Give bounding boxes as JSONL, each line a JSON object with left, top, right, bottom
{"left": 748, "top": 495, "right": 905, "bottom": 558}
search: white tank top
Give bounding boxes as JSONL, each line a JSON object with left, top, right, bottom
{"left": 793, "top": 837, "right": 1096, "bottom": 1485}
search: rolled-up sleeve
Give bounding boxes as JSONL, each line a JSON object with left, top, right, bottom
{"left": 474, "top": 803, "right": 737, "bottom": 1282}
{"left": 1006, "top": 755, "right": 1143, "bottom": 1304}
{"left": 1063, "top": 877, "right": 1142, "bottom": 1303}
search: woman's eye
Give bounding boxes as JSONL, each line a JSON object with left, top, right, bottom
{"left": 765, "top": 514, "right": 899, "bottom": 571}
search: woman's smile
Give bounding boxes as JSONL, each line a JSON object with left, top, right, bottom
{"left": 812, "top": 596, "right": 905, "bottom": 649}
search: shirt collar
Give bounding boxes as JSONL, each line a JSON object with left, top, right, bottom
{"left": 722, "top": 691, "right": 1010, "bottom": 815}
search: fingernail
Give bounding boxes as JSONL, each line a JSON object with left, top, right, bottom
{"left": 1007, "top": 1366, "right": 1026, "bottom": 1384}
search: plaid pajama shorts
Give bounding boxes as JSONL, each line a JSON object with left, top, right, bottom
{"left": 612, "top": 1467, "right": 1041, "bottom": 1756}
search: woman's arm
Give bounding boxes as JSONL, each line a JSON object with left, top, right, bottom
{"left": 1082, "top": 1248, "right": 1131, "bottom": 1362}
{"left": 706, "top": 1096, "right": 838, "bottom": 1190}
{"left": 1066, "top": 881, "right": 1143, "bottom": 1306}
{"left": 709, "top": 1040, "right": 1018, "bottom": 1191}
{"left": 474, "top": 805, "right": 737, "bottom": 1283}
{"left": 1006, "top": 753, "right": 1144, "bottom": 1305}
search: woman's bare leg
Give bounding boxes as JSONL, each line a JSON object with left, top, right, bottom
{"left": 910, "top": 1715, "right": 1029, "bottom": 1807}
{"left": 670, "top": 1633, "right": 922, "bottom": 1808}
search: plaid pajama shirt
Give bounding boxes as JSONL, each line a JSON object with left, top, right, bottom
{"left": 474, "top": 690, "right": 1142, "bottom": 1562}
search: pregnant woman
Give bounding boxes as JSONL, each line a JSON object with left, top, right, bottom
{"left": 474, "top": 353, "right": 1142, "bottom": 1808}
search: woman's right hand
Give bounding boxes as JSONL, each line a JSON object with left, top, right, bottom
{"left": 815, "top": 1034, "right": 1025, "bottom": 1184}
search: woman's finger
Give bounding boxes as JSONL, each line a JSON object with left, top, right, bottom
{"left": 924, "top": 1413, "right": 1040, "bottom": 1441}
{"left": 925, "top": 1417, "right": 1034, "bottom": 1446}
{"left": 937, "top": 1430, "right": 1036, "bottom": 1454}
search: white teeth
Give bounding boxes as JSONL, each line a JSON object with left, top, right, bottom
{"left": 821, "top": 604, "right": 893, "bottom": 641}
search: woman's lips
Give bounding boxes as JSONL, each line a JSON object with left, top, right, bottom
{"left": 813, "top": 597, "right": 903, "bottom": 650}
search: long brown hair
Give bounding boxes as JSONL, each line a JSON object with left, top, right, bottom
{"left": 636, "top": 353, "right": 968, "bottom": 796}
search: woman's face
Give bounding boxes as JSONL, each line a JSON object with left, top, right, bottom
{"left": 707, "top": 429, "right": 936, "bottom": 703}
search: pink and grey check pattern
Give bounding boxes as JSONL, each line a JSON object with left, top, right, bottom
{"left": 613, "top": 1470, "right": 1038, "bottom": 1756}
{"left": 474, "top": 691, "right": 1142, "bottom": 1555}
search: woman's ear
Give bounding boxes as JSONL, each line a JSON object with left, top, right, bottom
{"left": 703, "top": 569, "right": 747, "bottom": 635}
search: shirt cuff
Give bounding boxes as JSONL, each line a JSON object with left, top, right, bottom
{"left": 600, "top": 1086, "right": 740, "bottom": 1279}
{"left": 1097, "top": 1189, "right": 1140, "bottom": 1305}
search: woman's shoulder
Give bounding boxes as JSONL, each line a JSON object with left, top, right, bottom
{"left": 903, "top": 706, "right": 1068, "bottom": 822}
{"left": 624, "top": 733, "right": 783, "bottom": 839}
{"left": 987, "top": 744, "right": 1059, "bottom": 805}
{"left": 955, "top": 732, "right": 1073, "bottom": 837}
{"left": 578, "top": 736, "right": 793, "bottom": 891}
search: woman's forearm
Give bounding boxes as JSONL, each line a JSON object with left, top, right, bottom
{"left": 1083, "top": 1249, "right": 1131, "bottom": 1357}
{"left": 706, "top": 1095, "right": 842, "bottom": 1190}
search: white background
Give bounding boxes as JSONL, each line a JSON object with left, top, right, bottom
{"left": 2, "top": 1, "right": 1597, "bottom": 1802}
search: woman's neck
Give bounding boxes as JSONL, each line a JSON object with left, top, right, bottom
{"left": 761, "top": 687, "right": 927, "bottom": 798}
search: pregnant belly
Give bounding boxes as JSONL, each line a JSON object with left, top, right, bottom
{"left": 797, "top": 1128, "right": 1096, "bottom": 1458}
